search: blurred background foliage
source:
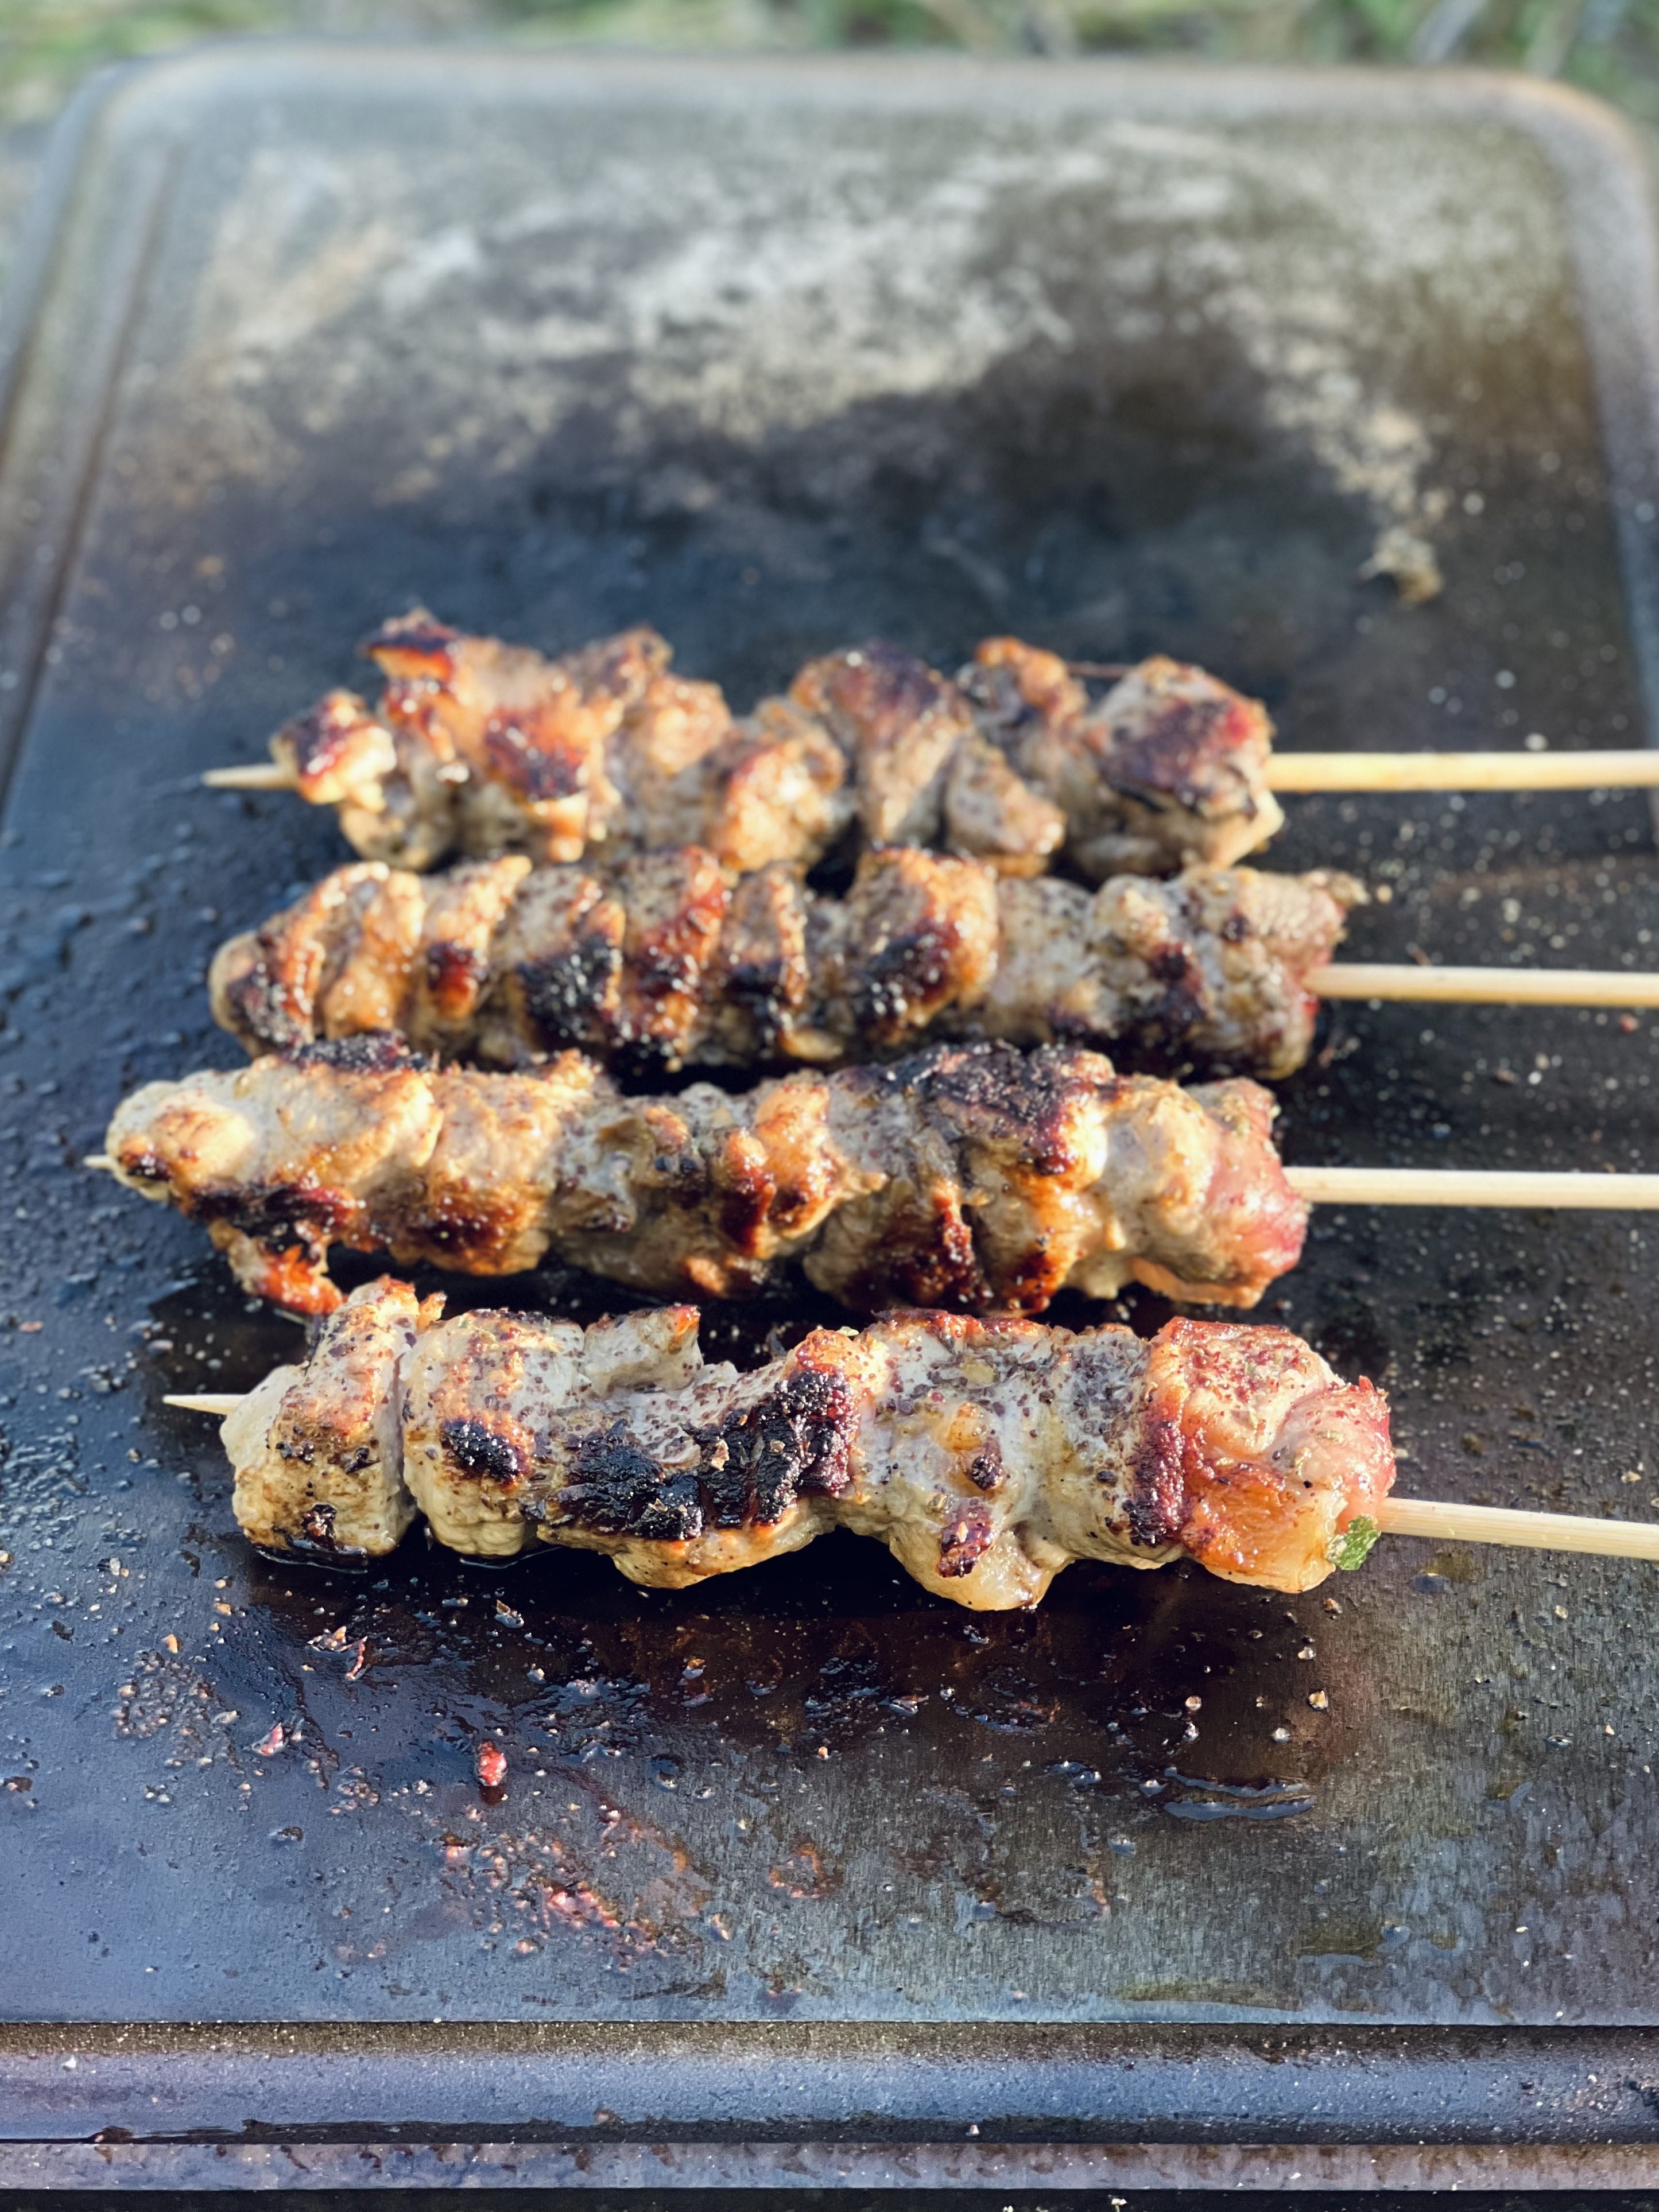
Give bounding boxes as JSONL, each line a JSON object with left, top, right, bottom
{"left": 0, "top": 0, "right": 1650, "bottom": 135}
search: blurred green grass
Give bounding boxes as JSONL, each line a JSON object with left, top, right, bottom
{"left": 0, "top": 0, "right": 1652, "bottom": 134}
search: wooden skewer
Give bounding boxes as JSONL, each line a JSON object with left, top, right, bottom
{"left": 1377, "top": 1497, "right": 1659, "bottom": 1560}
{"left": 156, "top": 1390, "right": 1659, "bottom": 1562}
{"left": 1312, "top": 964, "right": 1659, "bottom": 1008}
{"left": 91, "top": 1153, "right": 1659, "bottom": 1211}
{"left": 203, "top": 749, "right": 1659, "bottom": 798}
{"left": 1267, "top": 748, "right": 1659, "bottom": 793}
{"left": 202, "top": 763, "right": 295, "bottom": 791}
{"left": 1282, "top": 1167, "right": 1659, "bottom": 1208}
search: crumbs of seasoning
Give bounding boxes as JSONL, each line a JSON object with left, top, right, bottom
{"left": 476, "top": 1740, "right": 507, "bottom": 1798}
{"left": 251, "top": 1722, "right": 286, "bottom": 1757}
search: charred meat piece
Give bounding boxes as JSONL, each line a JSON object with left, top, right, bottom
{"left": 212, "top": 849, "right": 1360, "bottom": 1081}
{"left": 104, "top": 1039, "right": 1308, "bottom": 1318}
{"left": 257, "top": 615, "right": 1285, "bottom": 879}
{"left": 270, "top": 611, "right": 850, "bottom": 874}
{"left": 961, "top": 638, "right": 1286, "bottom": 879}
{"left": 219, "top": 1279, "right": 1393, "bottom": 1602}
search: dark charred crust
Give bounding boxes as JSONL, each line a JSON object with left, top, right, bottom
{"left": 557, "top": 1364, "right": 856, "bottom": 1542}
{"left": 850, "top": 912, "right": 964, "bottom": 1043}
{"left": 629, "top": 932, "right": 709, "bottom": 1005}
{"left": 401, "top": 1203, "right": 528, "bottom": 1270}
{"left": 1107, "top": 692, "right": 1263, "bottom": 814}
{"left": 114, "top": 1146, "right": 172, "bottom": 1185}
{"left": 286, "top": 1032, "right": 430, "bottom": 1075}
{"left": 848, "top": 1182, "right": 991, "bottom": 1313}
{"left": 276, "top": 694, "right": 381, "bottom": 785}
{"left": 425, "top": 940, "right": 490, "bottom": 1018}
{"left": 270, "top": 1504, "right": 369, "bottom": 1566}
{"left": 957, "top": 659, "right": 1055, "bottom": 744}
{"left": 191, "top": 1179, "right": 356, "bottom": 1239}
{"left": 966, "top": 1441, "right": 1005, "bottom": 1492}
{"left": 481, "top": 709, "right": 588, "bottom": 802}
{"left": 621, "top": 872, "right": 728, "bottom": 1045}
{"left": 1126, "top": 1414, "right": 1185, "bottom": 1548}
{"left": 518, "top": 934, "right": 622, "bottom": 1052}
{"left": 441, "top": 1418, "right": 530, "bottom": 1486}
{"left": 565, "top": 1426, "right": 688, "bottom": 1538}
{"left": 809, "top": 641, "right": 959, "bottom": 743}
{"left": 720, "top": 954, "right": 792, "bottom": 1050}
{"left": 274, "top": 1427, "right": 374, "bottom": 1473}
{"left": 223, "top": 957, "right": 313, "bottom": 1051}
{"left": 898, "top": 1041, "right": 1115, "bottom": 1180}
{"left": 937, "top": 1500, "right": 995, "bottom": 1577}
{"left": 1141, "top": 942, "right": 1209, "bottom": 1041}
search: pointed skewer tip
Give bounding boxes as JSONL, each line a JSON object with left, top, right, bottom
{"left": 201, "top": 763, "right": 296, "bottom": 792}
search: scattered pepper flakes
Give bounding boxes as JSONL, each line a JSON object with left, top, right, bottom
{"left": 18, "top": 1321, "right": 41, "bottom": 1334}
{"left": 1308, "top": 1690, "right": 1329, "bottom": 1710}
{"left": 251, "top": 1723, "right": 286, "bottom": 1758}
{"left": 162, "top": 1634, "right": 179, "bottom": 1655}
{"left": 344, "top": 1640, "right": 368, "bottom": 1681}
{"left": 476, "top": 1740, "right": 507, "bottom": 1795}
{"left": 309, "top": 1625, "right": 348, "bottom": 1651}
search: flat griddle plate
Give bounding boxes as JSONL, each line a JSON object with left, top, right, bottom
{"left": 2, "top": 47, "right": 1659, "bottom": 2178}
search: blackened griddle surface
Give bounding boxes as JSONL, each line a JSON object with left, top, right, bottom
{"left": 1, "top": 52, "right": 1658, "bottom": 2035}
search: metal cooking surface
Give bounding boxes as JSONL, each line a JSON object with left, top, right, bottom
{"left": 1, "top": 52, "right": 1658, "bottom": 2031}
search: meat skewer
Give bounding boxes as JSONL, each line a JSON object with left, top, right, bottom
{"left": 93, "top": 1038, "right": 1659, "bottom": 1320}
{"left": 210, "top": 849, "right": 1362, "bottom": 1081}
{"left": 163, "top": 1277, "right": 1397, "bottom": 1601}
{"left": 163, "top": 1279, "right": 1659, "bottom": 1600}
{"left": 97, "top": 1039, "right": 1311, "bottom": 1317}
{"left": 201, "top": 614, "right": 1659, "bottom": 881}
{"left": 210, "top": 846, "right": 1659, "bottom": 1084}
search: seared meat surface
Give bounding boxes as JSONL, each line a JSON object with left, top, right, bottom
{"left": 960, "top": 638, "right": 1286, "bottom": 880}
{"left": 262, "top": 613, "right": 1284, "bottom": 879}
{"left": 225, "top": 1278, "right": 1393, "bottom": 1602}
{"left": 277, "top": 612, "right": 849, "bottom": 874}
{"left": 212, "top": 850, "right": 1360, "bottom": 1082}
{"left": 105, "top": 1039, "right": 1307, "bottom": 1318}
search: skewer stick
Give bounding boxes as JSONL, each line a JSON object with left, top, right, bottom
{"left": 1284, "top": 1167, "right": 1659, "bottom": 1208}
{"left": 1313, "top": 964, "right": 1659, "bottom": 1008}
{"left": 203, "top": 751, "right": 1659, "bottom": 798}
{"left": 1377, "top": 1497, "right": 1659, "bottom": 1560}
{"left": 83, "top": 1154, "right": 113, "bottom": 1171}
{"left": 156, "top": 1391, "right": 1659, "bottom": 1563}
{"left": 202, "top": 763, "right": 295, "bottom": 791}
{"left": 1267, "top": 748, "right": 1659, "bottom": 793}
